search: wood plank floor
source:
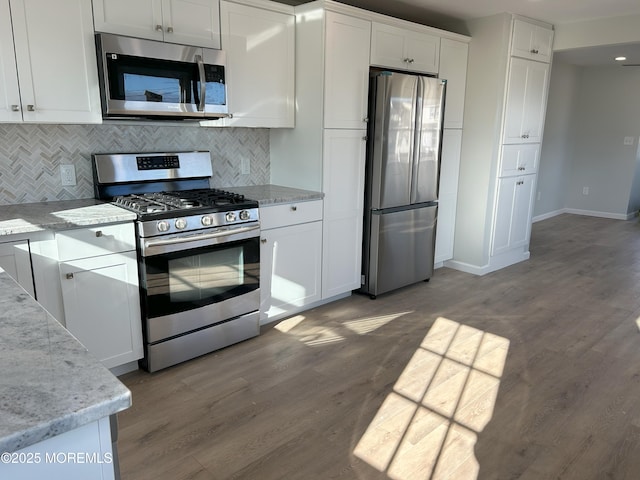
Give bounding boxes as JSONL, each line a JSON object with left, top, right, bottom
{"left": 118, "top": 214, "right": 640, "bottom": 479}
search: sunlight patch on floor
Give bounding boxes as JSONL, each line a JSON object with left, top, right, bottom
{"left": 343, "top": 311, "right": 413, "bottom": 335}
{"left": 354, "top": 317, "right": 509, "bottom": 479}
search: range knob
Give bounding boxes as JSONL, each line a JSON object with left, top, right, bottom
{"left": 239, "top": 210, "right": 251, "bottom": 221}
{"left": 201, "top": 215, "right": 213, "bottom": 226}
{"left": 225, "top": 211, "right": 236, "bottom": 222}
{"left": 175, "top": 218, "right": 187, "bottom": 230}
{"left": 157, "top": 220, "right": 170, "bottom": 232}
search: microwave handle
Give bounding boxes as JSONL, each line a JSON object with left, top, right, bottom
{"left": 195, "top": 54, "right": 206, "bottom": 112}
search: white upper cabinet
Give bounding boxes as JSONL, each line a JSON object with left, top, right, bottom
{"left": 0, "top": 1, "right": 21, "bottom": 122}
{"left": 93, "top": 0, "right": 221, "bottom": 49}
{"left": 502, "top": 57, "right": 550, "bottom": 144}
{"left": 510, "top": 18, "right": 553, "bottom": 63}
{"left": 1, "top": 0, "right": 101, "bottom": 124}
{"left": 324, "top": 11, "right": 371, "bottom": 129}
{"left": 370, "top": 21, "right": 440, "bottom": 74}
{"left": 438, "top": 38, "right": 468, "bottom": 129}
{"left": 218, "top": 0, "right": 294, "bottom": 127}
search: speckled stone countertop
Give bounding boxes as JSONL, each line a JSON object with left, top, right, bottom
{"left": 223, "top": 184, "right": 323, "bottom": 206}
{"left": 0, "top": 268, "right": 131, "bottom": 453}
{"left": 0, "top": 199, "right": 136, "bottom": 236}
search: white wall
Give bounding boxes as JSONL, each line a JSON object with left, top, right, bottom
{"left": 536, "top": 61, "right": 640, "bottom": 219}
{"left": 554, "top": 14, "right": 640, "bottom": 51}
{"left": 565, "top": 67, "right": 640, "bottom": 216}
{"left": 533, "top": 60, "right": 579, "bottom": 219}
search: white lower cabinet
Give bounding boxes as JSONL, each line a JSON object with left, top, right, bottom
{"left": 491, "top": 174, "right": 536, "bottom": 256}
{"left": 57, "top": 223, "right": 143, "bottom": 369}
{"left": 0, "top": 238, "right": 35, "bottom": 296}
{"left": 260, "top": 201, "right": 323, "bottom": 324}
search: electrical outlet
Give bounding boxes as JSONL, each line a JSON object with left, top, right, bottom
{"left": 241, "top": 157, "right": 250, "bottom": 175}
{"left": 582, "top": 186, "right": 589, "bottom": 196}
{"left": 60, "top": 164, "right": 76, "bottom": 186}
{"left": 624, "top": 136, "right": 634, "bottom": 146}
{"left": 537, "top": 191, "right": 541, "bottom": 201}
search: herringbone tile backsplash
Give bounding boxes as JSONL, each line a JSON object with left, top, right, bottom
{"left": 0, "top": 124, "right": 270, "bottom": 205}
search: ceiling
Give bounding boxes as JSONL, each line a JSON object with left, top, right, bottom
{"left": 280, "top": 0, "right": 640, "bottom": 67}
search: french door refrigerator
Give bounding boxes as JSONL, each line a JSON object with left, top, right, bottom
{"left": 361, "top": 69, "right": 446, "bottom": 298}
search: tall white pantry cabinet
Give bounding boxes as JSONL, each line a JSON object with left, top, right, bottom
{"left": 270, "top": 2, "right": 370, "bottom": 300}
{"left": 450, "top": 14, "right": 553, "bottom": 275}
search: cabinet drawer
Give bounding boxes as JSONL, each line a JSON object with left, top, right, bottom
{"left": 499, "top": 144, "right": 540, "bottom": 177}
{"left": 260, "top": 200, "right": 323, "bottom": 230}
{"left": 57, "top": 223, "right": 135, "bottom": 261}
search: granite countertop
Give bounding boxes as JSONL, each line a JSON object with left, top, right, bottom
{"left": 0, "top": 268, "right": 131, "bottom": 453}
{"left": 223, "top": 184, "right": 323, "bottom": 206}
{"left": 0, "top": 199, "right": 136, "bottom": 236}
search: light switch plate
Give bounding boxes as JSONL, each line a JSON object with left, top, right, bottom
{"left": 624, "top": 136, "right": 635, "bottom": 146}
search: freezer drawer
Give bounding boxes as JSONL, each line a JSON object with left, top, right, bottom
{"left": 364, "top": 204, "right": 437, "bottom": 297}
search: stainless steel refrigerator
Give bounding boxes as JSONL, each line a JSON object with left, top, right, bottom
{"left": 361, "top": 69, "right": 446, "bottom": 298}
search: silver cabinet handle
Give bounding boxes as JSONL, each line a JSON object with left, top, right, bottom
{"left": 530, "top": 48, "right": 539, "bottom": 54}
{"left": 362, "top": 136, "right": 367, "bottom": 141}
{"left": 261, "top": 238, "right": 267, "bottom": 244}
{"left": 291, "top": 205, "right": 297, "bottom": 211}
{"left": 404, "top": 58, "right": 415, "bottom": 64}
{"left": 521, "top": 134, "right": 530, "bottom": 139}
{"left": 167, "top": 26, "right": 174, "bottom": 33}
{"left": 66, "top": 273, "right": 74, "bottom": 280}
{"left": 363, "top": 117, "right": 368, "bottom": 123}
{"left": 27, "top": 105, "right": 35, "bottom": 112}
{"left": 95, "top": 230, "right": 103, "bottom": 237}
{"left": 156, "top": 24, "right": 163, "bottom": 32}
{"left": 11, "top": 105, "right": 19, "bottom": 112}
{"left": 518, "top": 166, "right": 526, "bottom": 171}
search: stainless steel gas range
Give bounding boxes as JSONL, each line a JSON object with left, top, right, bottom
{"left": 93, "top": 151, "right": 260, "bottom": 372}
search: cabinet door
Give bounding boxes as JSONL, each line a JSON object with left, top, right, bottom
{"left": 0, "top": 239, "right": 35, "bottom": 297}
{"left": 434, "top": 129, "right": 462, "bottom": 263}
{"left": 162, "top": 0, "right": 221, "bottom": 49}
{"left": 60, "top": 251, "right": 143, "bottom": 369}
{"left": 324, "top": 11, "right": 370, "bottom": 129}
{"left": 92, "top": 0, "right": 164, "bottom": 41}
{"left": 439, "top": 38, "right": 468, "bottom": 129}
{"left": 260, "top": 221, "right": 322, "bottom": 324}
{"left": 511, "top": 19, "right": 553, "bottom": 63}
{"left": 0, "top": 1, "right": 22, "bottom": 122}
{"left": 499, "top": 143, "right": 540, "bottom": 177}
{"left": 219, "top": 1, "right": 293, "bottom": 127}
{"left": 11, "top": 0, "right": 101, "bottom": 123}
{"left": 491, "top": 175, "right": 536, "bottom": 256}
{"left": 370, "top": 22, "right": 440, "bottom": 74}
{"left": 322, "top": 129, "right": 366, "bottom": 298}
{"left": 502, "top": 58, "right": 549, "bottom": 144}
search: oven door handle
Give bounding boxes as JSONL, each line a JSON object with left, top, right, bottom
{"left": 143, "top": 224, "right": 260, "bottom": 251}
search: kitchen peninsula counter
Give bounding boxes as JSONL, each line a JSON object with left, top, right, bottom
{"left": 0, "top": 267, "right": 131, "bottom": 455}
{"left": 0, "top": 199, "right": 136, "bottom": 236}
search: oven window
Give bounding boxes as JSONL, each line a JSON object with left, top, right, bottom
{"left": 142, "top": 237, "right": 259, "bottom": 318}
{"left": 106, "top": 54, "right": 226, "bottom": 106}
{"left": 168, "top": 246, "right": 244, "bottom": 303}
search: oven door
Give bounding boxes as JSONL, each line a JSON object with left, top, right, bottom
{"left": 140, "top": 225, "right": 259, "bottom": 343}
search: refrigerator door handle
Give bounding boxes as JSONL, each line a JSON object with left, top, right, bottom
{"left": 409, "top": 77, "right": 423, "bottom": 204}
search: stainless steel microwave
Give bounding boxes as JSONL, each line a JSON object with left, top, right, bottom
{"left": 95, "top": 33, "right": 228, "bottom": 120}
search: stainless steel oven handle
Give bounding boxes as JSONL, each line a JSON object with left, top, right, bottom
{"left": 195, "top": 54, "right": 206, "bottom": 112}
{"left": 144, "top": 225, "right": 260, "bottom": 249}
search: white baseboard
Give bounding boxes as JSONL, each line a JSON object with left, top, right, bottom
{"left": 563, "top": 208, "right": 631, "bottom": 221}
{"left": 533, "top": 208, "right": 635, "bottom": 222}
{"left": 532, "top": 209, "right": 565, "bottom": 223}
{"left": 445, "top": 250, "right": 530, "bottom": 276}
